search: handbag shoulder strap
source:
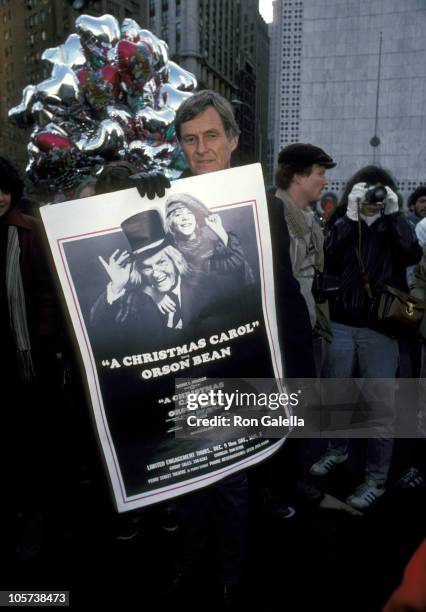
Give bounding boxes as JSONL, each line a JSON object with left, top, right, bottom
{"left": 355, "top": 205, "right": 374, "bottom": 300}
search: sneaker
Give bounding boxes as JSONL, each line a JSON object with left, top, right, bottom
{"left": 309, "top": 450, "right": 349, "bottom": 477}
{"left": 160, "top": 505, "right": 179, "bottom": 532}
{"left": 397, "top": 466, "right": 425, "bottom": 490}
{"left": 113, "top": 514, "right": 141, "bottom": 541}
{"left": 259, "top": 488, "right": 296, "bottom": 519}
{"left": 346, "top": 479, "right": 385, "bottom": 510}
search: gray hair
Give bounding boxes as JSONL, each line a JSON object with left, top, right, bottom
{"left": 175, "top": 90, "right": 240, "bottom": 141}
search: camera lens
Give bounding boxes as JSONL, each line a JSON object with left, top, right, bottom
{"left": 364, "top": 184, "right": 386, "bottom": 205}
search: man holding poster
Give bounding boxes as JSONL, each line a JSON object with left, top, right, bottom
{"left": 169, "top": 90, "right": 314, "bottom": 603}
{"left": 40, "top": 90, "right": 313, "bottom": 606}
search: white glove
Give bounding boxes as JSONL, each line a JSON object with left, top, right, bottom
{"left": 346, "top": 182, "right": 367, "bottom": 221}
{"left": 384, "top": 186, "right": 399, "bottom": 215}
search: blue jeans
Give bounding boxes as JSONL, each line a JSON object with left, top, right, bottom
{"left": 321, "top": 322, "right": 399, "bottom": 485}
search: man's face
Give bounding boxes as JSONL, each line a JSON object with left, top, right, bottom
{"left": 296, "top": 164, "right": 328, "bottom": 203}
{"left": 180, "top": 106, "right": 238, "bottom": 175}
{"left": 169, "top": 206, "right": 197, "bottom": 237}
{"left": 0, "top": 189, "right": 11, "bottom": 218}
{"left": 140, "top": 249, "right": 176, "bottom": 293}
{"left": 414, "top": 196, "right": 426, "bottom": 218}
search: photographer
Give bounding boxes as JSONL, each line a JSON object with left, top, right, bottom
{"left": 310, "top": 166, "right": 422, "bottom": 510}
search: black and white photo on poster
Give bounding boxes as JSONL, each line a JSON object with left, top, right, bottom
{"left": 40, "top": 164, "right": 288, "bottom": 512}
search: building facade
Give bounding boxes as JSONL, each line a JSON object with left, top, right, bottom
{"left": 268, "top": 0, "right": 426, "bottom": 199}
{"left": 148, "top": 0, "right": 269, "bottom": 168}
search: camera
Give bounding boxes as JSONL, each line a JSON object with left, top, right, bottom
{"left": 363, "top": 183, "right": 387, "bottom": 206}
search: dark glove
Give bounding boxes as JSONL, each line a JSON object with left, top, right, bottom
{"left": 129, "top": 171, "right": 171, "bottom": 200}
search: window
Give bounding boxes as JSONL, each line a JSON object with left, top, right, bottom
{"left": 176, "top": 21, "right": 181, "bottom": 52}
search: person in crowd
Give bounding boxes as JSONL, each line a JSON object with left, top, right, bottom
{"left": 405, "top": 186, "right": 426, "bottom": 227}
{"left": 274, "top": 142, "right": 336, "bottom": 373}
{"left": 74, "top": 175, "right": 97, "bottom": 199}
{"left": 310, "top": 165, "right": 422, "bottom": 510}
{"left": 0, "top": 156, "right": 63, "bottom": 560}
{"left": 95, "top": 161, "right": 139, "bottom": 196}
{"left": 394, "top": 217, "right": 426, "bottom": 490}
{"left": 404, "top": 186, "right": 426, "bottom": 382}
{"left": 406, "top": 186, "right": 426, "bottom": 291}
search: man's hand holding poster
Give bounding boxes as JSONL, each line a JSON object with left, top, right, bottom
{"left": 41, "top": 164, "right": 289, "bottom": 512}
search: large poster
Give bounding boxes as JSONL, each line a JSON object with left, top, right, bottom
{"left": 41, "top": 164, "right": 288, "bottom": 512}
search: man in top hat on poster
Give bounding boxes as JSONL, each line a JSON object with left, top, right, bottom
{"left": 90, "top": 208, "right": 236, "bottom": 355}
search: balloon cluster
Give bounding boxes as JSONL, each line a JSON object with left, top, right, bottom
{"left": 8, "top": 14, "right": 197, "bottom": 193}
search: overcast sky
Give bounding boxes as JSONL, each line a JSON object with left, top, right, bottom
{"left": 259, "top": 0, "right": 273, "bottom": 23}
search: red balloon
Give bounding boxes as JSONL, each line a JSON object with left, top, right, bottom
{"left": 35, "top": 132, "right": 73, "bottom": 152}
{"left": 116, "top": 39, "right": 154, "bottom": 92}
{"left": 76, "top": 65, "right": 120, "bottom": 108}
{"left": 76, "top": 67, "right": 90, "bottom": 86}
{"left": 102, "top": 65, "right": 120, "bottom": 91}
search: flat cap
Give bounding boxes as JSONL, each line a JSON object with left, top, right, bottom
{"left": 278, "top": 143, "right": 336, "bottom": 169}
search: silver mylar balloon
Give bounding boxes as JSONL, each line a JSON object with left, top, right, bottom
{"left": 121, "top": 18, "right": 142, "bottom": 42}
{"left": 76, "top": 118, "right": 125, "bottom": 154}
{"left": 128, "top": 141, "right": 175, "bottom": 170}
{"left": 158, "top": 40, "right": 169, "bottom": 70}
{"left": 31, "top": 101, "right": 55, "bottom": 127}
{"left": 151, "top": 142, "right": 175, "bottom": 159}
{"left": 106, "top": 104, "right": 136, "bottom": 138}
{"left": 34, "top": 121, "right": 69, "bottom": 138}
{"left": 8, "top": 85, "right": 37, "bottom": 128}
{"left": 135, "top": 106, "right": 176, "bottom": 143}
{"left": 9, "top": 17, "right": 198, "bottom": 191}
{"left": 36, "top": 64, "right": 83, "bottom": 106}
{"left": 128, "top": 140, "right": 147, "bottom": 153}
{"left": 167, "top": 61, "right": 198, "bottom": 92}
{"left": 27, "top": 142, "right": 40, "bottom": 158}
{"left": 139, "top": 29, "right": 167, "bottom": 71}
{"left": 75, "top": 14, "right": 120, "bottom": 66}
{"left": 42, "top": 34, "right": 86, "bottom": 69}
{"left": 131, "top": 141, "right": 174, "bottom": 158}
{"left": 156, "top": 84, "right": 193, "bottom": 112}
{"left": 164, "top": 167, "right": 184, "bottom": 180}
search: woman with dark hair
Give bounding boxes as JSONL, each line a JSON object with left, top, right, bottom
{"left": 309, "top": 165, "right": 422, "bottom": 510}
{"left": 0, "top": 156, "right": 59, "bottom": 382}
{"left": 1, "top": 156, "right": 62, "bottom": 559}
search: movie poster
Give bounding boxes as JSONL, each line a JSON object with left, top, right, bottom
{"left": 41, "top": 164, "right": 288, "bottom": 512}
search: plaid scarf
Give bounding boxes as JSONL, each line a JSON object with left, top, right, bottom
{"left": 6, "top": 226, "right": 35, "bottom": 382}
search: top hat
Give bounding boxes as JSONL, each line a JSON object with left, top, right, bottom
{"left": 278, "top": 143, "right": 336, "bottom": 170}
{"left": 121, "top": 209, "right": 169, "bottom": 257}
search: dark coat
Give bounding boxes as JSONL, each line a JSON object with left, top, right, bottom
{"left": 2, "top": 208, "right": 61, "bottom": 372}
{"left": 267, "top": 195, "right": 316, "bottom": 378}
{"left": 325, "top": 213, "right": 422, "bottom": 328}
